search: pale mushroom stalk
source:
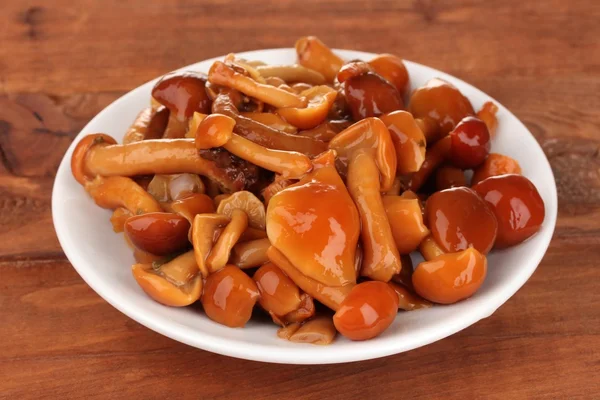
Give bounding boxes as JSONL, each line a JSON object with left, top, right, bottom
{"left": 288, "top": 317, "right": 337, "bottom": 345}
{"left": 347, "top": 149, "right": 402, "bottom": 282}
{"left": 192, "top": 214, "right": 231, "bottom": 277}
{"left": 205, "top": 209, "right": 249, "bottom": 273}
{"left": 230, "top": 238, "right": 271, "bottom": 268}
{"left": 123, "top": 106, "right": 169, "bottom": 144}
{"left": 86, "top": 176, "right": 163, "bottom": 215}
{"left": 209, "top": 61, "right": 307, "bottom": 108}
{"left": 82, "top": 138, "right": 244, "bottom": 192}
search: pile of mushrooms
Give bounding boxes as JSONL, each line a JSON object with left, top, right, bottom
{"left": 70, "top": 36, "right": 545, "bottom": 345}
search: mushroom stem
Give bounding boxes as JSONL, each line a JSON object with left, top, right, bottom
{"left": 408, "top": 135, "right": 451, "bottom": 192}
{"left": 267, "top": 246, "right": 354, "bottom": 311}
{"left": 123, "top": 106, "right": 169, "bottom": 144}
{"left": 288, "top": 316, "right": 337, "bottom": 345}
{"left": 419, "top": 235, "right": 446, "bottom": 261}
{"left": 192, "top": 214, "right": 231, "bottom": 277}
{"left": 209, "top": 61, "right": 306, "bottom": 108}
{"left": 224, "top": 134, "right": 312, "bottom": 179}
{"left": 230, "top": 238, "right": 271, "bottom": 268}
{"left": 347, "top": 150, "right": 402, "bottom": 282}
{"left": 206, "top": 209, "right": 249, "bottom": 273}
{"left": 84, "top": 138, "right": 244, "bottom": 192}
{"left": 86, "top": 176, "right": 162, "bottom": 214}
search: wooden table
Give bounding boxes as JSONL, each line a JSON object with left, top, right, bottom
{"left": 2, "top": 0, "right": 599, "bottom": 398}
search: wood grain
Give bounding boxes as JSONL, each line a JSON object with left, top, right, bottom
{"left": 1, "top": 0, "right": 599, "bottom": 398}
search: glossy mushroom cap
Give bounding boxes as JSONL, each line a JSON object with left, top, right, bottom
{"left": 266, "top": 165, "right": 360, "bottom": 287}
{"left": 425, "top": 187, "right": 498, "bottom": 254}
{"left": 473, "top": 174, "right": 545, "bottom": 248}
{"left": 152, "top": 71, "right": 212, "bottom": 120}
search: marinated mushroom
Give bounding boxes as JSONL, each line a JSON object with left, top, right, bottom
{"left": 412, "top": 248, "right": 487, "bottom": 304}
{"left": 110, "top": 207, "right": 131, "bottom": 232}
{"left": 426, "top": 187, "right": 498, "bottom": 254}
{"left": 205, "top": 209, "right": 249, "bottom": 273}
{"left": 295, "top": 36, "right": 344, "bottom": 83}
{"left": 277, "top": 85, "right": 337, "bottom": 130}
{"left": 123, "top": 106, "right": 169, "bottom": 144}
{"left": 217, "top": 190, "right": 266, "bottom": 230}
{"left": 448, "top": 116, "right": 491, "bottom": 169}
{"left": 253, "top": 262, "right": 303, "bottom": 321}
{"left": 132, "top": 251, "right": 202, "bottom": 307}
{"left": 473, "top": 174, "right": 545, "bottom": 248}
{"left": 435, "top": 165, "right": 467, "bottom": 190}
{"left": 125, "top": 212, "right": 190, "bottom": 256}
{"left": 368, "top": 53, "right": 410, "bottom": 96}
{"left": 408, "top": 78, "right": 475, "bottom": 142}
{"left": 288, "top": 317, "right": 337, "bottom": 345}
{"left": 343, "top": 71, "right": 404, "bottom": 120}
{"left": 230, "top": 238, "right": 271, "bottom": 269}
{"left": 476, "top": 101, "right": 499, "bottom": 137}
{"left": 471, "top": 153, "right": 522, "bottom": 185}
{"left": 333, "top": 281, "right": 399, "bottom": 341}
{"left": 209, "top": 61, "right": 306, "bottom": 108}
{"left": 382, "top": 196, "right": 429, "bottom": 254}
{"left": 240, "top": 112, "right": 298, "bottom": 134}
{"left": 379, "top": 110, "right": 427, "bottom": 175}
{"left": 328, "top": 117, "right": 397, "bottom": 191}
{"left": 408, "top": 135, "right": 451, "bottom": 192}
{"left": 86, "top": 176, "right": 163, "bottom": 215}
{"left": 418, "top": 234, "right": 446, "bottom": 261}
{"left": 191, "top": 213, "right": 230, "bottom": 277}
{"left": 201, "top": 265, "right": 260, "bottom": 327}
{"left": 266, "top": 163, "right": 360, "bottom": 287}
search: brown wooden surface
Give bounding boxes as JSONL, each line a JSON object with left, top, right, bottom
{"left": 1, "top": 0, "right": 599, "bottom": 398}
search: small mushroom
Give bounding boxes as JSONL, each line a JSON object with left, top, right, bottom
{"left": 125, "top": 212, "right": 190, "bottom": 256}
{"left": 209, "top": 61, "right": 306, "bottom": 108}
{"left": 277, "top": 323, "right": 302, "bottom": 339}
{"left": 230, "top": 238, "right": 271, "bottom": 269}
{"left": 261, "top": 178, "right": 297, "bottom": 206}
{"left": 328, "top": 117, "right": 397, "bottom": 191}
{"left": 81, "top": 137, "right": 244, "bottom": 193}
{"left": 276, "top": 85, "right": 337, "bottom": 130}
{"left": 151, "top": 71, "right": 212, "bottom": 120}
{"left": 295, "top": 36, "right": 344, "bottom": 83}
{"left": 132, "top": 251, "right": 202, "bottom": 307}
{"left": 408, "top": 78, "right": 475, "bottom": 142}
{"left": 216, "top": 190, "right": 266, "bottom": 230}
{"left": 283, "top": 294, "right": 315, "bottom": 324}
{"left": 382, "top": 196, "right": 429, "bottom": 254}
{"left": 240, "top": 112, "right": 298, "bottom": 134}
{"left": 476, "top": 101, "right": 499, "bottom": 137}
{"left": 206, "top": 209, "right": 249, "bottom": 273}
{"left": 379, "top": 111, "right": 427, "bottom": 175}
{"left": 191, "top": 213, "right": 230, "bottom": 277}
{"left": 201, "top": 265, "right": 260, "bottom": 327}
{"left": 368, "top": 53, "right": 410, "bottom": 96}
{"left": 184, "top": 112, "right": 208, "bottom": 138}
{"left": 347, "top": 149, "right": 402, "bottom": 282}
{"left": 170, "top": 193, "right": 215, "bottom": 227}
{"left": 194, "top": 113, "right": 235, "bottom": 150}
{"left": 412, "top": 248, "right": 487, "bottom": 304}
{"left": 342, "top": 70, "right": 404, "bottom": 120}
{"left": 289, "top": 316, "right": 337, "bottom": 345}
{"left": 86, "top": 176, "right": 162, "bottom": 215}
{"left": 255, "top": 64, "right": 326, "bottom": 85}
{"left": 266, "top": 246, "right": 354, "bottom": 311}
{"left": 123, "top": 106, "right": 169, "bottom": 144}
{"left": 471, "top": 153, "right": 522, "bottom": 185}
{"left": 147, "top": 173, "right": 206, "bottom": 203}
{"left": 297, "top": 122, "right": 340, "bottom": 142}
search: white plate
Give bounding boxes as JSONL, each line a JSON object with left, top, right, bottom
{"left": 52, "top": 48, "right": 557, "bottom": 364}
